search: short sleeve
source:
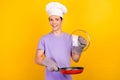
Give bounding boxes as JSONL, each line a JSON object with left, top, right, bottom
{"left": 37, "top": 37, "right": 45, "bottom": 50}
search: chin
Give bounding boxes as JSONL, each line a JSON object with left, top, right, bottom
{"left": 53, "top": 29, "right": 58, "bottom": 31}
{"left": 52, "top": 27, "right": 59, "bottom": 31}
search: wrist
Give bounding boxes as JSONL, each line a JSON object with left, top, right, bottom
{"left": 72, "top": 46, "right": 83, "bottom": 55}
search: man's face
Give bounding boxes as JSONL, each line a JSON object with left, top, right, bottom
{"left": 49, "top": 15, "right": 63, "bottom": 31}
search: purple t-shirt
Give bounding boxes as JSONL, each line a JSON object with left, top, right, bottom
{"left": 38, "top": 32, "right": 72, "bottom": 80}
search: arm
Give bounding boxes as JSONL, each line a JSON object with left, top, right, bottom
{"left": 71, "top": 35, "right": 86, "bottom": 63}
{"left": 35, "top": 49, "right": 44, "bottom": 66}
{"left": 35, "top": 49, "right": 58, "bottom": 71}
{"left": 71, "top": 51, "right": 81, "bottom": 62}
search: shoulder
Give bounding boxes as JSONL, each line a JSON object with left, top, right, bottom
{"left": 40, "top": 32, "right": 52, "bottom": 40}
{"left": 63, "top": 32, "right": 71, "bottom": 36}
{"left": 63, "top": 32, "right": 71, "bottom": 39}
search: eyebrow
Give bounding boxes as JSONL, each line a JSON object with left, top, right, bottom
{"left": 52, "top": 17, "right": 59, "bottom": 19}
{"left": 49, "top": 17, "right": 60, "bottom": 20}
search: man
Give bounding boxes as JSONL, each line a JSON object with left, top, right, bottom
{"left": 35, "top": 2, "right": 86, "bottom": 80}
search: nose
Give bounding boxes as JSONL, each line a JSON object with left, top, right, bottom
{"left": 52, "top": 20, "right": 56, "bottom": 24}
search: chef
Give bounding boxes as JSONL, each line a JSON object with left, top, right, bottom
{"left": 35, "top": 2, "right": 86, "bottom": 80}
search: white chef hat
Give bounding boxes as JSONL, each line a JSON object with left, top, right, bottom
{"left": 46, "top": 2, "right": 67, "bottom": 18}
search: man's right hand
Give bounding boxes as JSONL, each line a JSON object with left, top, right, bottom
{"left": 42, "top": 57, "right": 58, "bottom": 72}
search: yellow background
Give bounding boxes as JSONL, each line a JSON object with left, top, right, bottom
{"left": 0, "top": 0, "right": 120, "bottom": 80}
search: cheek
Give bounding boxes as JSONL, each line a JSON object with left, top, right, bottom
{"left": 59, "top": 21, "right": 62, "bottom": 25}
{"left": 57, "top": 20, "right": 62, "bottom": 24}
{"left": 49, "top": 21, "right": 53, "bottom": 25}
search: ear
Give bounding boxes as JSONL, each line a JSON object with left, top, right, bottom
{"left": 61, "top": 19, "right": 64, "bottom": 22}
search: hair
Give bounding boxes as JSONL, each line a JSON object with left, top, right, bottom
{"left": 60, "top": 17, "right": 63, "bottom": 21}
{"left": 48, "top": 16, "right": 63, "bottom": 21}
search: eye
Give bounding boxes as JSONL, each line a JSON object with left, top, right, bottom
{"left": 55, "top": 18, "right": 59, "bottom": 21}
{"left": 49, "top": 18, "right": 53, "bottom": 21}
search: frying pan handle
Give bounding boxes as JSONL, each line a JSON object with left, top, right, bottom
{"left": 57, "top": 67, "right": 61, "bottom": 71}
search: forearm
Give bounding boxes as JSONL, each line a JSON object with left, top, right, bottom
{"left": 35, "top": 55, "right": 58, "bottom": 71}
{"left": 35, "top": 49, "right": 45, "bottom": 66}
{"left": 71, "top": 46, "right": 83, "bottom": 62}
{"left": 35, "top": 56, "right": 44, "bottom": 66}
{"left": 71, "top": 51, "right": 81, "bottom": 62}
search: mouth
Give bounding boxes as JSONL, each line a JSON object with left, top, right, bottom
{"left": 52, "top": 25, "right": 58, "bottom": 28}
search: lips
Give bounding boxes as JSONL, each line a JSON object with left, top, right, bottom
{"left": 52, "top": 25, "right": 58, "bottom": 28}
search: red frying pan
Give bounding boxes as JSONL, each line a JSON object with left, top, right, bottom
{"left": 58, "top": 67, "right": 84, "bottom": 74}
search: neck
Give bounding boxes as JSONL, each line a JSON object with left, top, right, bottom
{"left": 52, "top": 29, "right": 63, "bottom": 36}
